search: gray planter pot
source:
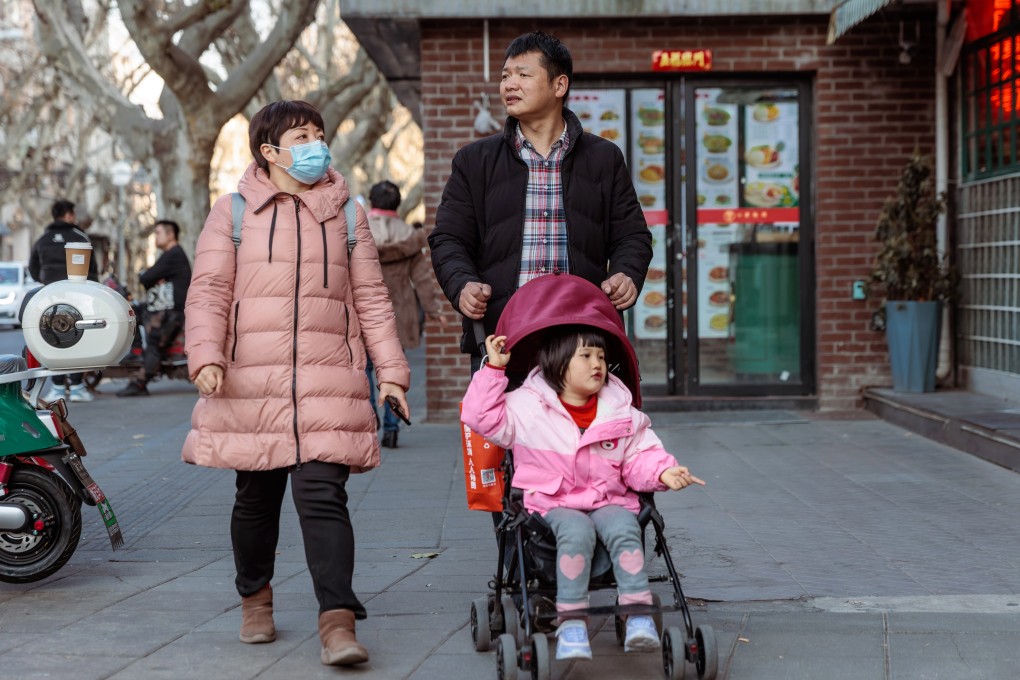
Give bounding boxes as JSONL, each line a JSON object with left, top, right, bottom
{"left": 885, "top": 300, "right": 942, "bottom": 393}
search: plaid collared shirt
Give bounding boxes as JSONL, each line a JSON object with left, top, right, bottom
{"left": 515, "top": 122, "right": 571, "bottom": 287}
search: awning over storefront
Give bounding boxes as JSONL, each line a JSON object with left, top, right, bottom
{"left": 827, "top": 0, "right": 897, "bottom": 44}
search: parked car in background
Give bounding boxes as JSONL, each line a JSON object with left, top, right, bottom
{"left": 0, "top": 262, "right": 36, "bottom": 328}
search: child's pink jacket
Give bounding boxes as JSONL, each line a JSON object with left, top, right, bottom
{"left": 462, "top": 365, "right": 679, "bottom": 516}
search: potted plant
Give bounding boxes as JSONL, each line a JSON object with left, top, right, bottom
{"left": 870, "top": 154, "right": 955, "bottom": 392}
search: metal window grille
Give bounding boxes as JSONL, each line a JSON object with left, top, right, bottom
{"left": 957, "top": 177, "right": 1020, "bottom": 374}
{"left": 961, "top": 2, "right": 1020, "bottom": 180}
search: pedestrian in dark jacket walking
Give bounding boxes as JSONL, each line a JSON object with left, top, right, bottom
{"left": 29, "top": 199, "right": 98, "bottom": 402}
{"left": 118, "top": 219, "right": 192, "bottom": 397}
{"left": 429, "top": 31, "right": 652, "bottom": 363}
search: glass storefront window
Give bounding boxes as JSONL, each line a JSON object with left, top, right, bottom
{"left": 691, "top": 87, "right": 803, "bottom": 387}
{"left": 570, "top": 87, "right": 669, "bottom": 386}
{"left": 569, "top": 79, "right": 812, "bottom": 397}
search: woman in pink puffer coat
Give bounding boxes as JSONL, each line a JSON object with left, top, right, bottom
{"left": 183, "top": 101, "right": 409, "bottom": 667}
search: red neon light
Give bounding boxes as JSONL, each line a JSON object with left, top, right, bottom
{"left": 967, "top": 0, "right": 1013, "bottom": 41}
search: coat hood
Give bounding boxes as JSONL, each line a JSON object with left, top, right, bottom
{"left": 494, "top": 273, "right": 642, "bottom": 408}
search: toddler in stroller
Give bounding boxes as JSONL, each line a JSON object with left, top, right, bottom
{"left": 461, "top": 273, "right": 716, "bottom": 680}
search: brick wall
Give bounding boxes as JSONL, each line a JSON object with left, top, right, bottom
{"left": 420, "top": 14, "right": 937, "bottom": 420}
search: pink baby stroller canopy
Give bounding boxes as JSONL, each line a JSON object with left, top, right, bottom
{"left": 493, "top": 273, "right": 642, "bottom": 408}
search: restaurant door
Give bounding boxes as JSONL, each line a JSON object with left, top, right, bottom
{"left": 570, "top": 79, "right": 814, "bottom": 397}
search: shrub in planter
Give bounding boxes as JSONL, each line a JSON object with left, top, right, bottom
{"left": 870, "top": 154, "right": 956, "bottom": 392}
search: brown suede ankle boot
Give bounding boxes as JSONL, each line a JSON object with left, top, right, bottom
{"left": 319, "top": 609, "right": 369, "bottom": 666}
{"left": 239, "top": 584, "right": 276, "bottom": 644}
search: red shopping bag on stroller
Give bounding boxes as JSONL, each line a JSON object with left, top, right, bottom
{"left": 460, "top": 403, "right": 505, "bottom": 511}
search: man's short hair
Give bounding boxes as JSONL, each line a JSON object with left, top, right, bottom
{"left": 249, "top": 100, "right": 326, "bottom": 171}
{"left": 51, "top": 200, "right": 75, "bottom": 221}
{"left": 504, "top": 31, "right": 572, "bottom": 96}
{"left": 155, "top": 219, "right": 180, "bottom": 241}
{"left": 369, "top": 181, "right": 401, "bottom": 211}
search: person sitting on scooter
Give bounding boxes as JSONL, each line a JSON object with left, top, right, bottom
{"left": 117, "top": 219, "right": 191, "bottom": 397}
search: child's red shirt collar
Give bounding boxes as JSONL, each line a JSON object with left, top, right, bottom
{"left": 560, "top": 394, "right": 598, "bottom": 430}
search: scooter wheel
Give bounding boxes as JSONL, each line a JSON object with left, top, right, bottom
{"left": 0, "top": 466, "right": 81, "bottom": 583}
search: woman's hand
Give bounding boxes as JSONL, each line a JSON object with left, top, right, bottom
{"left": 484, "top": 335, "right": 510, "bottom": 368}
{"left": 378, "top": 383, "right": 410, "bottom": 422}
{"left": 659, "top": 466, "right": 706, "bottom": 491}
{"left": 195, "top": 365, "right": 224, "bottom": 396}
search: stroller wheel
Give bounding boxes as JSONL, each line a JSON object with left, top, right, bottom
{"left": 500, "top": 594, "right": 521, "bottom": 645}
{"left": 496, "top": 633, "right": 517, "bottom": 680}
{"left": 695, "top": 625, "right": 718, "bottom": 680}
{"left": 662, "top": 626, "right": 687, "bottom": 680}
{"left": 471, "top": 596, "right": 492, "bottom": 652}
{"left": 529, "top": 632, "right": 550, "bottom": 680}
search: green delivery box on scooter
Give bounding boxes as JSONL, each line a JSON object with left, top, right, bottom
{"left": 0, "top": 243, "right": 134, "bottom": 582}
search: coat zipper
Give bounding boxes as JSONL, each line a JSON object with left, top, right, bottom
{"left": 268, "top": 203, "right": 278, "bottom": 263}
{"left": 320, "top": 222, "right": 328, "bottom": 288}
{"left": 342, "top": 304, "right": 353, "bottom": 364}
{"left": 230, "top": 301, "right": 240, "bottom": 362}
{"left": 291, "top": 197, "right": 303, "bottom": 468}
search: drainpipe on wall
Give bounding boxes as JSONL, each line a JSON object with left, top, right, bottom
{"left": 935, "top": 0, "right": 953, "bottom": 383}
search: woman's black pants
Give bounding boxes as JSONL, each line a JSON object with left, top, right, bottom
{"left": 231, "top": 460, "right": 366, "bottom": 619}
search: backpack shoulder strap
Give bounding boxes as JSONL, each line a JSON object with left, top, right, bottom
{"left": 230, "top": 193, "right": 352, "bottom": 255}
{"left": 344, "top": 198, "right": 357, "bottom": 257}
{"left": 231, "top": 192, "right": 245, "bottom": 250}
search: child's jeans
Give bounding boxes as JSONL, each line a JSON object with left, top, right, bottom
{"left": 544, "top": 505, "right": 653, "bottom": 614}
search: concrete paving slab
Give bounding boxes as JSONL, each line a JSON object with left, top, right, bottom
{"left": 6, "top": 344, "right": 1020, "bottom": 678}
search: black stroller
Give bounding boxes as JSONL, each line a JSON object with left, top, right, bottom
{"left": 466, "top": 274, "right": 718, "bottom": 680}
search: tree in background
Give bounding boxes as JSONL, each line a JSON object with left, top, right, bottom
{"left": 18, "top": 0, "right": 421, "bottom": 264}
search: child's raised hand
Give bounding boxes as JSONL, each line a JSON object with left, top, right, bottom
{"left": 484, "top": 334, "right": 511, "bottom": 368}
{"left": 659, "top": 466, "right": 706, "bottom": 491}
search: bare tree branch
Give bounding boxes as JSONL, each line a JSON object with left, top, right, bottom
{"left": 117, "top": 0, "right": 214, "bottom": 106}
{"left": 31, "top": 0, "right": 163, "bottom": 154}
{"left": 215, "top": 0, "right": 320, "bottom": 117}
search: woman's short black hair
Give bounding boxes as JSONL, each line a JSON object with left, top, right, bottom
{"left": 537, "top": 325, "right": 608, "bottom": 394}
{"left": 369, "top": 180, "right": 401, "bottom": 211}
{"left": 504, "top": 31, "right": 572, "bottom": 96}
{"left": 248, "top": 100, "right": 325, "bottom": 171}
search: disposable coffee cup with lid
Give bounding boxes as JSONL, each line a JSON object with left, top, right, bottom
{"left": 64, "top": 242, "right": 93, "bottom": 281}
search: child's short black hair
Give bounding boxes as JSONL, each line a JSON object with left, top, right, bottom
{"left": 249, "top": 100, "right": 325, "bottom": 171}
{"left": 537, "top": 325, "right": 608, "bottom": 393}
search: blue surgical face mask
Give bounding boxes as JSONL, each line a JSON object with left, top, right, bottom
{"left": 270, "top": 140, "right": 332, "bottom": 185}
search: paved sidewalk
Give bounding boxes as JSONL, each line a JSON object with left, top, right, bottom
{"left": 3, "top": 348, "right": 1020, "bottom": 679}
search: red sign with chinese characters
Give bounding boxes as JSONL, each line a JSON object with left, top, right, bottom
{"left": 697, "top": 208, "right": 800, "bottom": 225}
{"left": 652, "top": 50, "right": 713, "bottom": 72}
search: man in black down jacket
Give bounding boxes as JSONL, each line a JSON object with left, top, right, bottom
{"left": 429, "top": 31, "right": 652, "bottom": 362}
{"left": 29, "top": 199, "right": 98, "bottom": 285}
{"left": 29, "top": 199, "right": 98, "bottom": 402}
